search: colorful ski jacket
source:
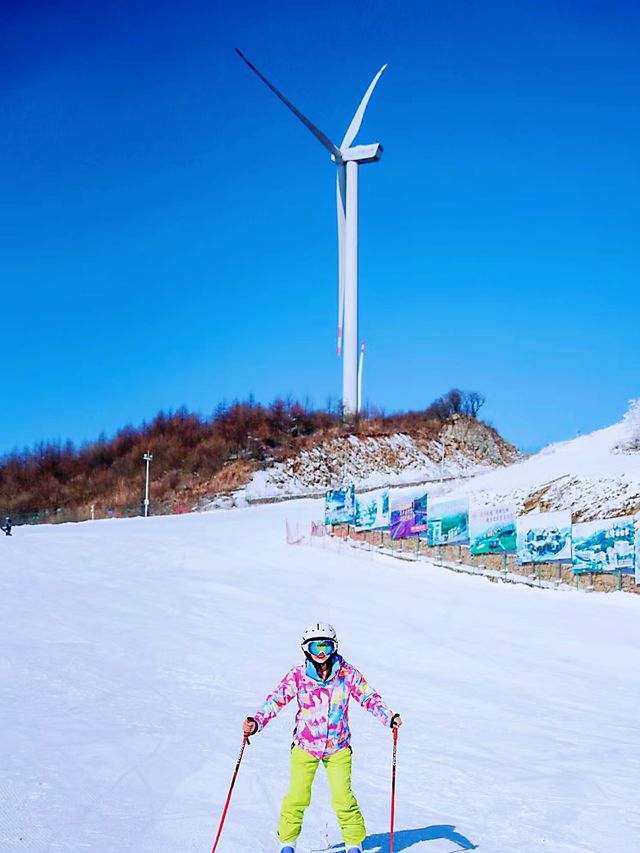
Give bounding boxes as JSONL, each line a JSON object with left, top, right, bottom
{"left": 252, "top": 654, "right": 393, "bottom": 759}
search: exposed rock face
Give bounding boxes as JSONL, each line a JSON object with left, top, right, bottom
{"left": 243, "top": 417, "right": 521, "bottom": 499}
{"left": 438, "top": 414, "right": 520, "bottom": 467}
{"left": 518, "top": 475, "right": 640, "bottom": 522}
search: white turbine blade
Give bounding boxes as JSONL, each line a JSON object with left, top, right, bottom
{"left": 236, "top": 49, "right": 341, "bottom": 159}
{"left": 336, "top": 164, "right": 346, "bottom": 357}
{"left": 340, "top": 64, "right": 387, "bottom": 151}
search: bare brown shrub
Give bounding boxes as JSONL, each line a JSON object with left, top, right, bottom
{"left": 0, "top": 390, "right": 489, "bottom": 514}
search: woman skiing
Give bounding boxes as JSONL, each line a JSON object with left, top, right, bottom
{"left": 243, "top": 622, "right": 402, "bottom": 853}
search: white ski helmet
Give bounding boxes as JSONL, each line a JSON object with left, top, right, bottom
{"left": 301, "top": 622, "right": 338, "bottom": 651}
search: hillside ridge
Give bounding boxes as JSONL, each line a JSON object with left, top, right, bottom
{"left": 243, "top": 415, "right": 520, "bottom": 501}
{"left": 0, "top": 396, "right": 518, "bottom": 520}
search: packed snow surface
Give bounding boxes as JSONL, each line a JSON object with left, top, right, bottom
{"left": 2, "top": 501, "right": 639, "bottom": 853}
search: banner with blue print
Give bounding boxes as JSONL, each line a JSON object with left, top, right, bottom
{"left": 635, "top": 515, "right": 640, "bottom": 584}
{"left": 469, "top": 503, "right": 517, "bottom": 555}
{"left": 572, "top": 516, "right": 634, "bottom": 574}
{"left": 324, "top": 485, "right": 355, "bottom": 526}
{"left": 411, "top": 493, "right": 428, "bottom": 536}
{"left": 354, "top": 489, "right": 390, "bottom": 531}
{"left": 516, "top": 510, "right": 571, "bottom": 563}
{"left": 426, "top": 497, "right": 469, "bottom": 545}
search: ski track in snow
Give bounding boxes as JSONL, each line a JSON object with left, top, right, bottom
{"left": 1, "top": 499, "right": 639, "bottom": 853}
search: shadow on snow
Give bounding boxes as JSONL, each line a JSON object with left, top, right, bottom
{"left": 328, "top": 824, "right": 478, "bottom": 851}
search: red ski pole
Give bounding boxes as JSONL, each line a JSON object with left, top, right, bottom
{"left": 210, "top": 734, "right": 249, "bottom": 853}
{"left": 389, "top": 726, "right": 398, "bottom": 853}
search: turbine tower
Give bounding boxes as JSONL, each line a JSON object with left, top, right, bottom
{"left": 235, "top": 50, "right": 386, "bottom": 421}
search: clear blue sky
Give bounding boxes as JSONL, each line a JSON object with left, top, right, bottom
{"left": 2, "top": 0, "right": 639, "bottom": 455}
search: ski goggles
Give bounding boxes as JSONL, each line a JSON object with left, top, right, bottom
{"left": 305, "top": 639, "right": 336, "bottom": 657}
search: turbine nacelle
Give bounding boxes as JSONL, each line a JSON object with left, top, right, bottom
{"left": 333, "top": 143, "right": 383, "bottom": 165}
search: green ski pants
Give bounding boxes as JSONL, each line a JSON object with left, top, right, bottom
{"left": 277, "top": 745, "right": 366, "bottom": 846}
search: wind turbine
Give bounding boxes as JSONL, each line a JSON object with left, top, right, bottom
{"left": 235, "top": 50, "right": 386, "bottom": 421}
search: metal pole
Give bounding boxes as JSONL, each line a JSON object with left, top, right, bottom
{"left": 143, "top": 451, "right": 153, "bottom": 517}
{"left": 389, "top": 727, "right": 398, "bottom": 853}
{"left": 343, "top": 160, "right": 359, "bottom": 419}
{"left": 210, "top": 735, "right": 250, "bottom": 853}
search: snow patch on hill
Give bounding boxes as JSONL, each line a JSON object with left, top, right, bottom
{"left": 441, "top": 420, "right": 640, "bottom": 520}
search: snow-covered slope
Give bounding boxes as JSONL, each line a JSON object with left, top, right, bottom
{"left": 2, "top": 503, "right": 639, "bottom": 853}
{"left": 243, "top": 411, "right": 640, "bottom": 522}
{"left": 442, "top": 420, "right": 640, "bottom": 520}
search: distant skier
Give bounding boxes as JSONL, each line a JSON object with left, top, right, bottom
{"left": 1, "top": 516, "right": 12, "bottom": 536}
{"left": 243, "top": 622, "right": 402, "bottom": 853}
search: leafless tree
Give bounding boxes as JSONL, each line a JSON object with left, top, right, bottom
{"left": 463, "top": 391, "right": 486, "bottom": 417}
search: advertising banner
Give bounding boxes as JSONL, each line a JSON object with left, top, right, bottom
{"left": 389, "top": 492, "right": 430, "bottom": 540}
{"left": 469, "top": 503, "right": 517, "bottom": 555}
{"left": 389, "top": 499, "right": 416, "bottom": 540}
{"left": 635, "top": 515, "right": 640, "bottom": 584}
{"left": 427, "top": 497, "right": 469, "bottom": 545}
{"left": 572, "top": 516, "right": 635, "bottom": 574}
{"left": 412, "top": 493, "right": 429, "bottom": 536}
{"left": 324, "top": 485, "right": 355, "bottom": 526}
{"left": 516, "top": 510, "right": 572, "bottom": 563}
{"left": 354, "top": 490, "right": 390, "bottom": 532}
